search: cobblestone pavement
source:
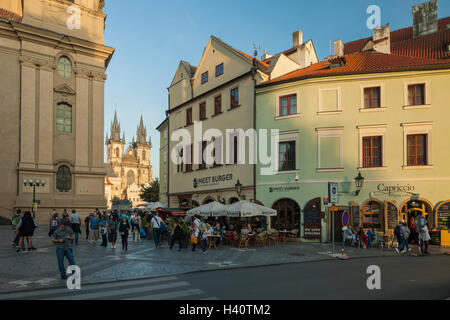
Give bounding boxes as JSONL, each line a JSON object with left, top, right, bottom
{"left": 1, "top": 226, "right": 448, "bottom": 294}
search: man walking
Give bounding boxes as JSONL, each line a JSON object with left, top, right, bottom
{"left": 69, "top": 209, "right": 81, "bottom": 245}
{"left": 11, "top": 209, "right": 22, "bottom": 248}
{"left": 150, "top": 212, "right": 166, "bottom": 247}
{"left": 51, "top": 220, "right": 75, "bottom": 280}
{"left": 89, "top": 213, "right": 101, "bottom": 245}
{"left": 191, "top": 215, "right": 207, "bottom": 254}
{"left": 415, "top": 212, "right": 428, "bottom": 254}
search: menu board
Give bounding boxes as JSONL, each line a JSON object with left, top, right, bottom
{"left": 386, "top": 202, "right": 398, "bottom": 230}
{"left": 351, "top": 205, "right": 359, "bottom": 227}
{"left": 304, "top": 208, "right": 321, "bottom": 239}
{"left": 437, "top": 202, "right": 450, "bottom": 230}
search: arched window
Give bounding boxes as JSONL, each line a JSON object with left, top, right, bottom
{"left": 56, "top": 165, "right": 72, "bottom": 192}
{"left": 127, "top": 170, "right": 135, "bottom": 186}
{"left": 56, "top": 103, "right": 72, "bottom": 133}
{"left": 57, "top": 56, "right": 72, "bottom": 79}
{"left": 272, "top": 199, "right": 300, "bottom": 230}
{"left": 362, "top": 200, "right": 383, "bottom": 229}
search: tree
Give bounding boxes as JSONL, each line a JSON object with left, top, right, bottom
{"left": 140, "top": 179, "right": 160, "bottom": 202}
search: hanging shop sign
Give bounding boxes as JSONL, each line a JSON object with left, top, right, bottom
{"left": 328, "top": 182, "right": 338, "bottom": 204}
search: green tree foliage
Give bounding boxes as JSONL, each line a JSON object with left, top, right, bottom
{"left": 140, "top": 179, "right": 160, "bottom": 202}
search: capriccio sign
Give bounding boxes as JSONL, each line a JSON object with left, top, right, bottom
{"left": 377, "top": 183, "right": 415, "bottom": 195}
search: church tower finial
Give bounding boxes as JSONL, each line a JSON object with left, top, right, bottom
{"left": 136, "top": 115, "right": 148, "bottom": 145}
{"left": 110, "top": 110, "right": 121, "bottom": 141}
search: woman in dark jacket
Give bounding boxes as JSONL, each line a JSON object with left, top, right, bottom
{"left": 170, "top": 220, "right": 185, "bottom": 251}
{"left": 119, "top": 217, "right": 130, "bottom": 251}
{"left": 107, "top": 215, "right": 118, "bottom": 249}
{"left": 17, "top": 211, "right": 37, "bottom": 252}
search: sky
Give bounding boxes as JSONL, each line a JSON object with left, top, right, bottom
{"left": 102, "top": 0, "right": 450, "bottom": 179}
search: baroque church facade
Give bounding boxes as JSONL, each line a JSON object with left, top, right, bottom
{"left": 105, "top": 112, "right": 153, "bottom": 208}
{"left": 0, "top": 0, "right": 114, "bottom": 222}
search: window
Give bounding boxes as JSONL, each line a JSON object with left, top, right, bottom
{"left": 185, "top": 144, "right": 193, "bottom": 172}
{"left": 230, "top": 87, "right": 239, "bottom": 109}
{"left": 230, "top": 135, "right": 239, "bottom": 164}
{"left": 199, "top": 102, "right": 206, "bottom": 120}
{"left": 199, "top": 141, "right": 207, "bottom": 169}
{"left": 364, "top": 87, "right": 381, "bottom": 108}
{"left": 56, "top": 166, "right": 72, "bottom": 192}
{"left": 362, "top": 136, "right": 382, "bottom": 167}
{"left": 407, "top": 134, "right": 428, "bottom": 166}
{"left": 142, "top": 151, "right": 146, "bottom": 160}
{"left": 279, "top": 94, "right": 297, "bottom": 116}
{"left": 186, "top": 108, "right": 192, "bottom": 126}
{"left": 213, "top": 136, "right": 223, "bottom": 166}
{"left": 317, "top": 128, "right": 343, "bottom": 171}
{"left": 215, "top": 63, "right": 224, "bottom": 77}
{"left": 57, "top": 56, "right": 72, "bottom": 79}
{"left": 408, "top": 84, "right": 425, "bottom": 106}
{"left": 177, "top": 147, "right": 183, "bottom": 173}
{"left": 56, "top": 103, "right": 72, "bottom": 133}
{"left": 201, "top": 71, "right": 208, "bottom": 84}
{"left": 214, "top": 95, "right": 222, "bottom": 115}
{"left": 279, "top": 141, "right": 296, "bottom": 171}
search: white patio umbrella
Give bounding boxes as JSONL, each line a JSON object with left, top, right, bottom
{"left": 227, "top": 200, "right": 277, "bottom": 218}
{"left": 187, "top": 201, "right": 229, "bottom": 217}
{"left": 145, "top": 202, "right": 168, "bottom": 211}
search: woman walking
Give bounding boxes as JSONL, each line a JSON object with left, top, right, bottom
{"left": 119, "top": 217, "right": 130, "bottom": 251}
{"left": 49, "top": 213, "right": 59, "bottom": 237}
{"left": 107, "top": 215, "right": 118, "bottom": 248}
{"left": 99, "top": 215, "right": 108, "bottom": 247}
{"left": 17, "top": 211, "right": 37, "bottom": 252}
{"left": 131, "top": 215, "right": 141, "bottom": 243}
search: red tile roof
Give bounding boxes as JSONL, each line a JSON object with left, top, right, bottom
{"left": 259, "top": 50, "right": 450, "bottom": 86}
{"left": 345, "top": 17, "right": 450, "bottom": 60}
{"left": 0, "top": 8, "right": 22, "bottom": 22}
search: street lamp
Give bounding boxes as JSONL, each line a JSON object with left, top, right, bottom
{"left": 235, "top": 180, "right": 242, "bottom": 199}
{"left": 354, "top": 172, "right": 364, "bottom": 196}
{"left": 24, "top": 179, "right": 46, "bottom": 218}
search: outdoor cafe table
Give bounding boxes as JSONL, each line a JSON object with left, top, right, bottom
{"left": 208, "top": 234, "right": 221, "bottom": 249}
{"left": 278, "top": 230, "right": 290, "bottom": 244}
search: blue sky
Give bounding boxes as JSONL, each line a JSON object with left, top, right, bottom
{"left": 102, "top": 0, "right": 450, "bottom": 178}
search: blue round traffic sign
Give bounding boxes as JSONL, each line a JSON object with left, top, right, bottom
{"left": 342, "top": 210, "right": 349, "bottom": 226}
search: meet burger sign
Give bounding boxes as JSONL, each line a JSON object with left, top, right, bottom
{"left": 193, "top": 174, "right": 233, "bottom": 189}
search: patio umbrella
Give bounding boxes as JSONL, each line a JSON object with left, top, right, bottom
{"left": 227, "top": 200, "right": 277, "bottom": 218}
{"left": 187, "top": 201, "right": 229, "bottom": 217}
{"left": 145, "top": 202, "right": 168, "bottom": 211}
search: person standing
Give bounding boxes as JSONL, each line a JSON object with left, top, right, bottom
{"left": 11, "top": 209, "right": 22, "bottom": 248}
{"left": 16, "top": 211, "right": 37, "bottom": 252}
{"left": 99, "top": 215, "right": 108, "bottom": 247}
{"left": 415, "top": 212, "right": 427, "bottom": 254}
{"left": 408, "top": 216, "right": 417, "bottom": 244}
{"left": 132, "top": 215, "right": 141, "bottom": 243}
{"left": 170, "top": 220, "right": 185, "bottom": 251}
{"left": 49, "top": 213, "right": 60, "bottom": 238}
{"left": 51, "top": 220, "right": 75, "bottom": 280}
{"left": 89, "top": 213, "right": 101, "bottom": 245}
{"left": 151, "top": 213, "right": 166, "bottom": 247}
{"left": 107, "top": 215, "right": 118, "bottom": 249}
{"left": 119, "top": 217, "right": 130, "bottom": 251}
{"left": 395, "top": 221, "right": 408, "bottom": 254}
{"left": 402, "top": 221, "right": 411, "bottom": 252}
{"left": 191, "top": 216, "right": 207, "bottom": 254}
{"left": 84, "top": 214, "right": 91, "bottom": 240}
{"left": 69, "top": 210, "right": 81, "bottom": 246}
{"left": 419, "top": 219, "right": 431, "bottom": 254}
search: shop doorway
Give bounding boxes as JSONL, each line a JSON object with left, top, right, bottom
{"left": 331, "top": 208, "right": 346, "bottom": 243}
{"left": 400, "top": 199, "right": 433, "bottom": 228}
{"left": 271, "top": 198, "right": 301, "bottom": 232}
{"left": 304, "top": 198, "right": 322, "bottom": 240}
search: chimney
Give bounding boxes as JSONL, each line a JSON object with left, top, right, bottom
{"left": 373, "top": 24, "right": 391, "bottom": 54}
{"left": 334, "top": 40, "right": 344, "bottom": 57}
{"left": 293, "top": 30, "right": 303, "bottom": 48}
{"left": 261, "top": 49, "right": 273, "bottom": 61}
{"left": 412, "top": 0, "right": 438, "bottom": 38}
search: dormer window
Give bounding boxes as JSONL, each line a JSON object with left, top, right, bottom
{"left": 201, "top": 71, "right": 208, "bottom": 84}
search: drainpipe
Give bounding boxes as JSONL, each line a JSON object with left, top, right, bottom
{"left": 251, "top": 59, "right": 257, "bottom": 203}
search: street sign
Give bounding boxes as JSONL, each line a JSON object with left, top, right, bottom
{"left": 328, "top": 182, "right": 338, "bottom": 204}
{"left": 342, "top": 210, "right": 350, "bottom": 226}
{"left": 323, "top": 197, "right": 329, "bottom": 206}
{"left": 330, "top": 206, "right": 339, "bottom": 212}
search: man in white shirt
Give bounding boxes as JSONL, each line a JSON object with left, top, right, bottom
{"left": 192, "top": 216, "right": 207, "bottom": 254}
{"left": 69, "top": 209, "right": 81, "bottom": 245}
{"left": 151, "top": 213, "right": 166, "bottom": 247}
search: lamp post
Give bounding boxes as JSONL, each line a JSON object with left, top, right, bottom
{"left": 235, "top": 180, "right": 242, "bottom": 200}
{"left": 24, "top": 179, "right": 46, "bottom": 218}
{"left": 354, "top": 172, "right": 365, "bottom": 196}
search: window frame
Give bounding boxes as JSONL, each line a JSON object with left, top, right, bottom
{"left": 401, "top": 122, "right": 433, "bottom": 169}
{"left": 56, "top": 102, "right": 73, "bottom": 134}
{"left": 201, "top": 71, "right": 209, "bottom": 84}
{"left": 215, "top": 63, "right": 224, "bottom": 77}
{"left": 278, "top": 141, "right": 296, "bottom": 172}
{"left": 279, "top": 94, "right": 297, "bottom": 117}
{"left": 357, "top": 124, "right": 387, "bottom": 171}
{"left": 362, "top": 136, "right": 383, "bottom": 168}
{"left": 407, "top": 134, "right": 428, "bottom": 166}
{"left": 318, "top": 88, "right": 342, "bottom": 114}
{"left": 199, "top": 102, "right": 207, "bottom": 121}
{"left": 230, "top": 87, "right": 239, "bottom": 109}
{"left": 214, "top": 94, "right": 222, "bottom": 116}
{"left": 363, "top": 87, "right": 381, "bottom": 109}
{"left": 186, "top": 108, "right": 193, "bottom": 126}
{"left": 56, "top": 165, "right": 72, "bottom": 193}
{"left": 360, "top": 83, "right": 386, "bottom": 112}
{"left": 403, "top": 81, "right": 430, "bottom": 109}
{"left": 272, "top": 130, "right": 299, "bottom": 174}
{"left": 316, "top": 127, "right": 344, "bottom": 172}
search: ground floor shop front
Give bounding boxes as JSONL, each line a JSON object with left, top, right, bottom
{"left": 256, "top": 179, "right": 450, "bottom": 246}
